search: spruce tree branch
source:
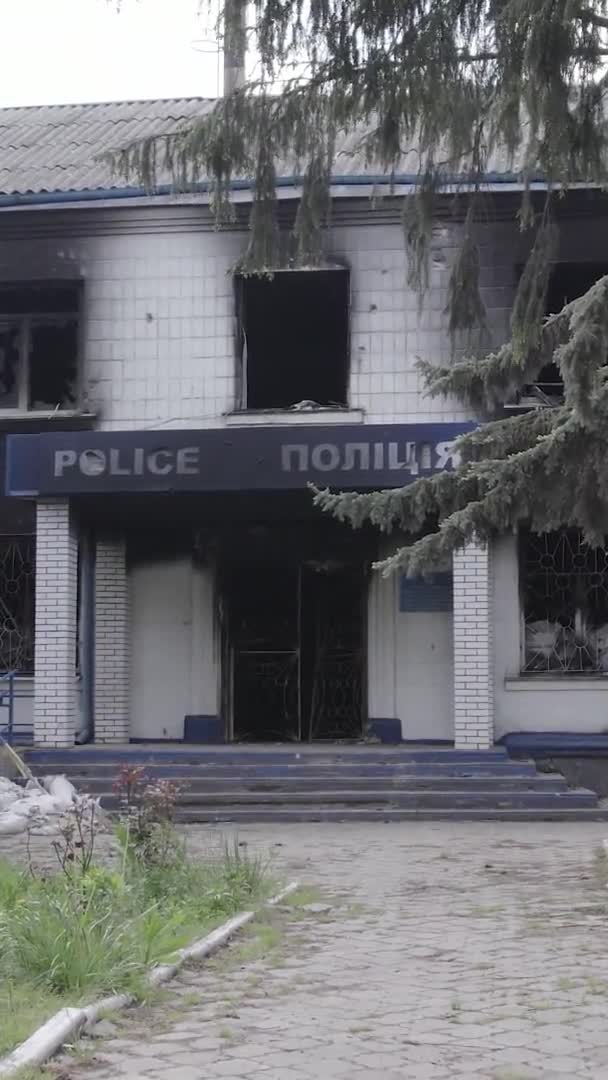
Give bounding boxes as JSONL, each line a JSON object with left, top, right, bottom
{"left": 372, "top": 415, "right": 579, "bottom": 575}
{"left": 316, "top": 406, "right": 586, "bottom": 576}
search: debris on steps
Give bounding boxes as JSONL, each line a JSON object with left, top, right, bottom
{"left": 0, "top": 741, "right": 116, "bottom": 871}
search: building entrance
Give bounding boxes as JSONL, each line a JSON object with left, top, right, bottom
{"left": 222, "top": 550, "right": 366, "bottom": 742}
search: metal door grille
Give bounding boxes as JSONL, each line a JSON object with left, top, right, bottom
{"left": 0, "top": 536, "right": 34, "bottom": 673}
{"left": 229, "top": 562, "right": 365, "bottom": 740}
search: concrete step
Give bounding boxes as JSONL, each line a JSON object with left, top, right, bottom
{"left": 27, "top": 746, "right": 600, "bottom": 821}
{"left": 72, "top": 773, "right": 569, "bottom": 795}
{"left": 29, "top": 761, "right": 540, "bottom": 779}
{"left": 172, "top": 806, "right": 608, "bottom": 822}
{"left": 96, "top": 788, "right": 598, "bottom": 810}
{"left": 26, "top": 747, "right": 511, "bottom": 765}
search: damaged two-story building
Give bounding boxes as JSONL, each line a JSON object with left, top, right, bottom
{"left": 1, "top": 98, "right": 608, "bottom": 756}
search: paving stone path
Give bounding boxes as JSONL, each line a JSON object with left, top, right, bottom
{"left": 55, "top": 821, "right": 608, "bottom": 1080}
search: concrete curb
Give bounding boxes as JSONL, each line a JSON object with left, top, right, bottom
{"left": 0, "top": 880, "right": 299, "bottom": 1078}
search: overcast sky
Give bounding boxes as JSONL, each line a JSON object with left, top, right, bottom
{"left": 2, "top": 0, "right": 221, "bottom": 107}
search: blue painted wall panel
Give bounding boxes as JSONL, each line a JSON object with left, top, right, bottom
{"left": 399, "top": 573, "right": 453, "bottom": 612}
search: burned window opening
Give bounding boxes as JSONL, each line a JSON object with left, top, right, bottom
{"left": 0, "top": 283, "right": 80, "bottom": 412}
{"left": 514, "top": 263, "right": 608, "bottom": 408}
{"left": 236, "top": 268, "right": 349, "bottom": 411}
{"left": 520, "top": 528, "right": 608, "bottom": 674}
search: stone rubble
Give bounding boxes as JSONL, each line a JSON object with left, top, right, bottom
{"left": 0, "top": 771, "right": 116, "bottom": 871}
{"left": 0, "top": 773, "right": 103, "bottom": 836}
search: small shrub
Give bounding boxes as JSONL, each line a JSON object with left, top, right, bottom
{"left": 114, "top": 767, "right": 186, "bottom": 867}
{"left": 112, "top": 764, "right": 148, "bottom": 808}
{"left": 52, "top": 799, "right": 100, "bottom": 879}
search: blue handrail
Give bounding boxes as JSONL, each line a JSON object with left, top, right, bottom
{"left": 0, "top": 672, "right": 34, "bottom": 745}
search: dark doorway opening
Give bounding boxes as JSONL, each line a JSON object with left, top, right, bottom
{"left": 223, "top": 556, "right": 366, "bottom": 742}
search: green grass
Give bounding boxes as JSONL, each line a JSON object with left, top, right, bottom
{"left": 281, "top": 886, "right": 324, "bottom": 906}
{"left": 234, "top": 922, "right": 282, "bottom": 963}
{"left": 179, "top": 991, "right": 204, "bottom": 1007}
{"left": 0, "top": 981, "right": 74, "bottom": 1058}
{"left": 11, "top": 1069, "right": 49, "bottom": 1080}
{"left": 0, "top": 835, "right": 273, "bottom": 1059}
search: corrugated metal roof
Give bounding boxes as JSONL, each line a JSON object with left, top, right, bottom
{"left": 0, "top": 96, "right": 526, "bottom": 200}
{"left": 0, "top": 98, "right": 215, "bottom": 196}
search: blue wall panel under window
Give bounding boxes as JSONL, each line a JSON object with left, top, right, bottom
{"left": 399, "top": 573, "right": 453, "bottom": 612}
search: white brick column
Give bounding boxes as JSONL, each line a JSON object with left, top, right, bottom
{"left": 94, "top": 535, "right": 130, "bottom": 743}
{"left": 452, "top": 539, "right": 494, "bottom": 749}
{"left": 34, "top": 499, "right": 78, "bottom": 747}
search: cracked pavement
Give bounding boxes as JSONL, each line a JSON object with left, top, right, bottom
{"left": 53, "top": 821, "right": 608, "bottom": 1080}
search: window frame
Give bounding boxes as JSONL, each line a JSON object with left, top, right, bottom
{"left": 518, "top": 527, "right": 608, "bottom": 676}
{"left": 507, "top": 262, "right": 608, "bottom": 411}
{"left": 233, "top": 266, "right": 351, "bottom": 413}
{"left": 0, "top": 282, "right": 83, "bottom": 415}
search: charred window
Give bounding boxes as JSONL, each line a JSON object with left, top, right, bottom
{"left": 516, "top": 263, "right": 608, "bottom": 406}
{"left": 236, "top": 268, "right": 349, "bottom": 410}
{"left": 0, "top": 283, "right": 80, "bottom": 411}
{"left": 520, "top": 529, "right": 608, "bottom": 674}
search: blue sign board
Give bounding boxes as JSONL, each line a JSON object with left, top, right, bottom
{"left": 399, "top": 572, "right": 453, "bottom": 612}
{"left": 5, "top": 423, "right": 474, "bottom": 497}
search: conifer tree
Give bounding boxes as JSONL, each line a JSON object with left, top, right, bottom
{"left": 111, "top": 1, "right": 608, "bottom": 573}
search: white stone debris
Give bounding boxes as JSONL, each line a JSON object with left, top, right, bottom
{"left": 0, "top": 772, "right": 104, "bottom": 838}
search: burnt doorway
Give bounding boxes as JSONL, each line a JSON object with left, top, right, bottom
{"left": 224, "top": 560, "right": 366, "bottom": 742}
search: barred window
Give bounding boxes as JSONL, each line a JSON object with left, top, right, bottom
{"left": 520, "top": 529, "right": 608, "bottom": 674}
{"left": 0, "top": 536, "right": 35, "bottom": 674}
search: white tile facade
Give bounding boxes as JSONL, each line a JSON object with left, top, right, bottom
{"left": 1, "top": 205, "right": 604, "bottom": 431}
{"left": 0, "top": 204, "right": 505, "bottom": 431}
{"left": 9, "top": 199, "right": 607, "bottom": 745}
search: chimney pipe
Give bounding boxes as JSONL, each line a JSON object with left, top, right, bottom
{"left": 223, "top": 0, "right": 247, "bottom": 96}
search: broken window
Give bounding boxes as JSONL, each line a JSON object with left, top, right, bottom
{"left": 0, "top": 284, "right": 80, "bottom": 411}
{"left": 513, "top": 263, "right": 608, "bottom": 407}
{"left": 520, "top": 529, "right": 608, "bottom": 674}
{"left": 236, "top": 268, "right": 349, "bottom": 410}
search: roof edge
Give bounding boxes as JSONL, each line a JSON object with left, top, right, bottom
{"left": 0, "top": 95, "right": 213, "bottom": 112}
{"left": 0, "top": 172, "right": 581, "bottom": 208}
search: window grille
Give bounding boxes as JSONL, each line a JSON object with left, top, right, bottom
{"left": 520, "top": 530, "right": 608, "bottom": 674}
{"left": 0, "top": 536, "right": 35, "bottom": 673}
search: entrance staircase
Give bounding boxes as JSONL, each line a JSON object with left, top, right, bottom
{"left": 24, "top": 744, "right": 607, "bottom": 821}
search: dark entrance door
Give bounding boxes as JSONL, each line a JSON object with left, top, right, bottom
{"left": 300, "top": 566, "right": 366, "bottom": 740}
{"left": 227, "top": 561, "right": 366, "bottom": 742}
